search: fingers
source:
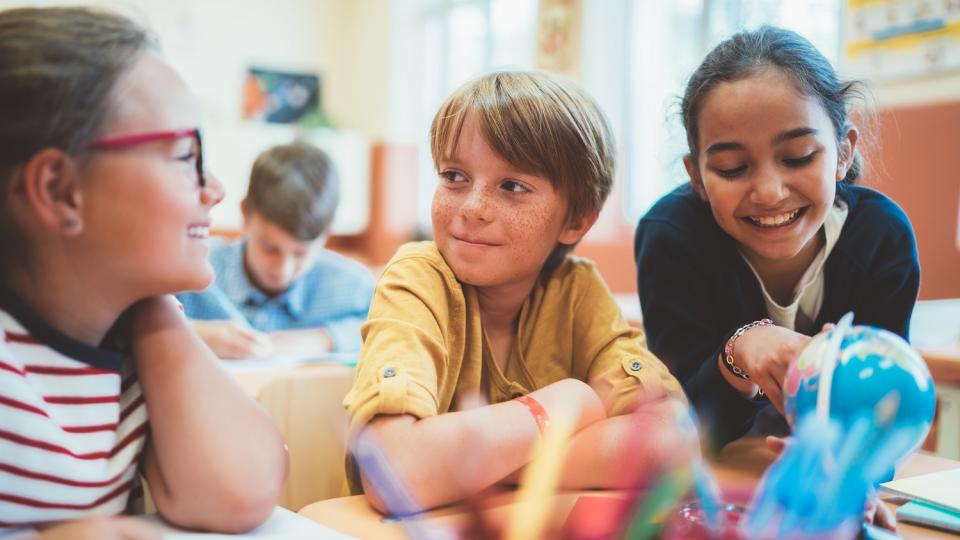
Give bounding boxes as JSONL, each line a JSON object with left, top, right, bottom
{"left": 864, "top": 498, "right": 897, "bottom": 531}
{"left": 236, "top": 326, "right": 272, "bottom": 357}
{"left": 754, "top": 370, "right": 784, "bottom": 416}
{"left": 764, "top": 435, "right": 788, "bottom": 454}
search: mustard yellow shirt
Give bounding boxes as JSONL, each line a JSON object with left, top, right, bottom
{"left": 343, "top": 241, "right": 681, "bottom": 491}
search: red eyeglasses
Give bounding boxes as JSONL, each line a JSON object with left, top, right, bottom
{"left": 87, "top": 128, "right": 206, "bottom": 187}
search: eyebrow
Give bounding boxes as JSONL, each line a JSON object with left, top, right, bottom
{"left": 704, "top": 127, "right": 820, "bottom": 155}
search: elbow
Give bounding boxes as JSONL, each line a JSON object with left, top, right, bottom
{"left": 360, "top": 477, "right": 390, "bottom": 515}
{"left": 213, "top": 485, "right": 280, "bottom": 533}
{"left": 357, "top": 456, "right": 433, "bottom": 515}
{"left": 156, "top": 455, "right": 287, "bottom": 533}
{"left": 157, "top": 479, "right": 281, "bottom": 533}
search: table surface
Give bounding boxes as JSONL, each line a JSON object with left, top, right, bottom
{"left": 918, "top": 343, "right": 960, "bottom": 385}
{"left": 299, "top": 438, "right": 960, "bottom": 539}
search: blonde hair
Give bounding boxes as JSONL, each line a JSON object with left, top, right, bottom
{"left": 430, "top": 71, "right": 615, "bottom": 270}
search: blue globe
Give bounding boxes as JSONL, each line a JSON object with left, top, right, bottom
{"left": 783, "top": 325, "right": 936, "bottom": 468}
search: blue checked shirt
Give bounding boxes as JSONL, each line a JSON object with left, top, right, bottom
{"left": 178, "top": 239, "right": 375, "bottom": 352}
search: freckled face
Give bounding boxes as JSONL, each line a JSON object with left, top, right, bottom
{"left": 689, "top": 69, "right": 853, "bottom": 266}
{"left": 431, "top": 117, "right": 581, "bottom": 291}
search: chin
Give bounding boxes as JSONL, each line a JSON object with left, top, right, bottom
{"left": 176, "top": 268, "right": 215, "bottom": 293}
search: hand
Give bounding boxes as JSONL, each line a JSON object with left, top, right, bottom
{"left": 865, "top": 496, "right": 897, "bottom": 531}
{"left": 38, "top": 516, "right": 161, "bottom": 540}
{"left": 765, "top": 435, "right": 788, "bottom": 454}
{"left": 731, "top": 325, "right": 810, "bottom": 416}
{"left": 191, "top": 319, "right": 272, "bottom": 359}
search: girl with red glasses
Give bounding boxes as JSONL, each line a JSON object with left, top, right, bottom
{"left": 0, "top": 7, "right": 286, "bottom": 538}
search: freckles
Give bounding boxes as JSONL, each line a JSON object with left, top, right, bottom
{"left": 511, "top": 205, "right": 556, "bottom": 256}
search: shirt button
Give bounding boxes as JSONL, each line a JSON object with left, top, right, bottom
{"left": 383, "top": 367, "right": 397, "bottom": 378}
{"left": 629, "top": 360, "right": 643, "bottom": 372}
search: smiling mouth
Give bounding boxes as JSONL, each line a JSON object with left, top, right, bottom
{"left": 454, "top": 236, "right": 499, "bottom": 247}
{"left": 742, "top": 207, "right": 806, "bottom": 228}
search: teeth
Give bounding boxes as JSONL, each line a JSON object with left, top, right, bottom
{"left": 748, "top": 209, "right": 801, "bottom": 227}
{"left": 187, "top": 226, "right": 209, "bottom": 239}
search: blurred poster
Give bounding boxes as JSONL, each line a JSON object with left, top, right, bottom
{"left": 242, "top": 67, "right": 320, "bottom": 124}
{"left": 536, "top": 0, "right": 582, "bottom": 77}
{"left": 845, "top": 0, "right": 960, "bottom": 80}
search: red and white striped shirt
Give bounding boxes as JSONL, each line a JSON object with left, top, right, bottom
{"left": 0, "top": 298, "right": 148, "bottom": 530}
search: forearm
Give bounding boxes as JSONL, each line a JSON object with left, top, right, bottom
{"left": 556, "top": 398, "right": 692, "bottom": 490}
{"left": 360, "top": 400, "right": 540, "bottom": 512}
{"left": 360, "top": 379, "right": 605, "bottom": 512}
{"left": 132, "top": 300, "right": 287, "bottom": 532}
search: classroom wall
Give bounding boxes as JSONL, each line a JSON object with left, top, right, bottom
{"left": 869, "top": 101, "right": 960, "bottom": 300}
{"left": 3, "top": 0, "right": 391, "bottom": 233}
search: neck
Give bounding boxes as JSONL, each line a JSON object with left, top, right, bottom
{"left": 743, "top": 228, "right": 826, "bottom": 305}
{"left": 475, "top": 274, "right": 538, "bottom": 332}
{"left": 5, "top": 253, "right": 132, "bottom": 346}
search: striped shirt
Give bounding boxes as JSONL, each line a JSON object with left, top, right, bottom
{"left": 0, "top": 293, "right": 148, "bottom": 531}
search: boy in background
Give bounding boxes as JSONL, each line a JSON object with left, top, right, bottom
{"left": 179, "top": 142, "right": 375, "bottom": 358}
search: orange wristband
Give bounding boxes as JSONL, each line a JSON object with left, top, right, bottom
{"left": 515, "top": 394, "right": 551, "bottom": 434}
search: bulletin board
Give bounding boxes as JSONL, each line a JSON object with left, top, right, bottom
{"left": 844, "top": 0, "right": 960, "bottom": 80}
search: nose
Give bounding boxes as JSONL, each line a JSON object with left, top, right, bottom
{"left": 460, "top": 185, "right": 492, "bottom": 222}
{"left": 749, "top": 169, "right": 788, "bottom": 206}
{"left": 200, "top": 170, "right": 226, "bottom": 207}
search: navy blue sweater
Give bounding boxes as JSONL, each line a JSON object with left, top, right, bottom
{"left": 634, "top": 183, "right": 920, "bottom": 450}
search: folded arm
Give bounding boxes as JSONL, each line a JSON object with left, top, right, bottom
{"left": 130, "top": 296, "right": 288, "bottom": 533}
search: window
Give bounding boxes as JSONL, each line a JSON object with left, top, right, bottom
{"left": 412, "top": 0, "right": 538, "bottom": 232}
{"left": 625, "top": 0, "right": 842, "bottom": 222}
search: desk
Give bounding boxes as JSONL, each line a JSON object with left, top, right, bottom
{"left": 918, "top": 344, "right": 960, "bottom": 460}
{"left": 299, "top": 439, "right": 960, "bottom": 539}
{"left": 226, "top": 362, "right": 357, "bottom": 509}
{"left": 226, "top": 361, "right": 354, "bottom": 397}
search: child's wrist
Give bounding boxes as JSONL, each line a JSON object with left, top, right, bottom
{"left": 514, "top": 394, "right": 551, "bottom": 435}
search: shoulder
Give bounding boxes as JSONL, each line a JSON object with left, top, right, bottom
{"left": 378, "top": 241, "right": 462, "bottom": 295}
{"left": 635, "top": 184, "right": 732, "bottom": 270}
{"left": 549, "top": 256, "right": 602, "bottom": 288}
{"left": 638, "top": 184, "right": 715, "bottom": 233}
{"left": 838, "top": 184, "right": 916, "bottom": 249}
{"left": 543, "top": 256, "right": 612, "bottom": 307}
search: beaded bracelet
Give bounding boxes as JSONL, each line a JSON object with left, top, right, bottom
{"left": 515, "top": 394, "right": 551, "bottom": 435}
{"left": 722, "top": 318, "right": 773, "bottom": 380}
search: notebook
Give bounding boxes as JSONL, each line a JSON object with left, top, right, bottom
{"left": 896, "top": 501, "right": 960, "bottom": 534}
{"left": 880, "top": 467, "right": 960, "bottom": 513}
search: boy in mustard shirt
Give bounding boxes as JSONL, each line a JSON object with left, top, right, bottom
{"left": 344, "top": 71, "right": 686, "bottom": 511}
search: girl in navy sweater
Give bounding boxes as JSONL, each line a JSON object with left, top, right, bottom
{"left": 635, "top": 26, "right": 919, "bottom": 451}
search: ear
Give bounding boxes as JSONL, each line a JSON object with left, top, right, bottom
{"left": 558, "top": 208, "right": 599, "bottom": 245}
{"left": 240, "top": 198, "right": 253, "bottom": 232}
{"left": 836, "top": 126, "right": 859, "bottom": 181}
{"left": 18, "top": 148, "right": 84, "bottom": 236}
{"left": 683, "top": 155, "right": 708, "bottom": 202}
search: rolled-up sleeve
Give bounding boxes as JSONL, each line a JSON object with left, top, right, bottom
{"left": 343, "top": 256, "right": 456, "bottom": 431}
